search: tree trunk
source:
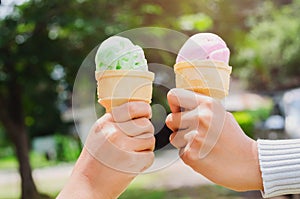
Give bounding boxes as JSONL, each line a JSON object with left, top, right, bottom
{"left": 0, "top": 111, "right": 41, "bottom": 199}
{"left": 0, "top": 82, "right": 41, "bottom": 198}
{"left": 10, "top": 124, "right": 40, "bottom": 199}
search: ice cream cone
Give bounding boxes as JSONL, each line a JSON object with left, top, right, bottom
{"left": 174, "top": 60, "right": 232, "bottom": 99}
{"left": 95, "top": 70, "right": 155, "bottom": 112}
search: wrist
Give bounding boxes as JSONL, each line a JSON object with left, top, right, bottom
{"left": 79, "top": 147, "right": 137, "bottom": 197}
{"left": 250, "top": 140, "right": 263, "bottom": 191}
{"left": 59, "top": 147, "right": 136, "bottom": 198}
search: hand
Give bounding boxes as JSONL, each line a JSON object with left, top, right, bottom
{"left": 85, "top": 101, "right": 155, "bottom": 173}
{"left": 58, "top": 102, "right": 155, "bottom": 199}
{"left": 166, "top": 88, "right": 263, "bottom": 192}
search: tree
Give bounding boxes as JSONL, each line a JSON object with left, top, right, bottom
{"left": 0, "top": 0, "right": 126, "bottom": 198}
{"left": 0, "top": 0, "right": 202, "bottom": 198}
{"left": 0, "top": 0, "right": 271, "bottom": 198}
{"left": 234, "top": 0, "right": 300, "bottom": 91}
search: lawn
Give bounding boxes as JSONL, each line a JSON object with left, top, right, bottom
{"left": 0, "top": 151, "right": 259, "bottom": 199}
{"left": 0, "top": 152, "right": 58, "bottom": 170}
{"left": 0, "top": 162, "right": 245, "bottom": 199}
{"left": 120, "top": 185, "right": 243, "bottom": 199}
{"left": 0, "top": 184, "right": 243, "bottom": 199}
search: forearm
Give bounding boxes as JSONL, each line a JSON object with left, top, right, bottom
{"left": 57, "top": 147, "right": 136, "bottom": 199}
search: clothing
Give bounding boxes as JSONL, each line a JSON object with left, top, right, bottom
{"left": 258, "top": 139, "right": 300, "bottom": 198}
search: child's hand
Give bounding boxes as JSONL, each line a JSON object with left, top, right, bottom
{"left": 86, "top": 101, "right": 155, "bottom": 173}
{"left": 58, "top": 102, "right": 155, "bottom": 199}
{"left": 166, "top": 88, "right": 263, "bottom": 191}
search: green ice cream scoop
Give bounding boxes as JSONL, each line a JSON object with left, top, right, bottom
{"left": 95, "top": 36, "right": 148, "bottom": 71}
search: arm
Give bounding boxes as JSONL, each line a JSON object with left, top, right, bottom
{"left": 57, "top": 102, "right": 155, "bottom": 198}
{"left": 258, "top": 139, "right": 300, "bottom": 198}
{"left": 165, "top": 88, "right": 263, "bottom": 192}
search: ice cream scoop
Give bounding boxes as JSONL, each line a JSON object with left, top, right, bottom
{"left": 174, "top": 33, "right": 232, "bottom": 99}
{"left": 95, "top": 36, "right": 148, "bottom": 71}
{"left": 176, "top": 33, "right": 230, "bottom": 64}
{"left": 94, "top": 36, "right": 154, "bottom": 112}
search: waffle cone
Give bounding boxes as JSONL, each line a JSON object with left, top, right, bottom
{"left": 174, "top": 60, "right": 232, "bottom": 99}
{"left": 95, "top": 70, "right": 155, "bottom": 112}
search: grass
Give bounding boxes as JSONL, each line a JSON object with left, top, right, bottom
{"left": 0, "top": 185, "right": 242, "bottom": 199}
{"left": 0, "top": 151, "right": 62, "bottom": 170}
{"left": 0, "top": 150, "right": 254, "bottom": 199}
{"left": 0, "top": 161, "right": 244, "bottom": 199}
{"left": 120, "top": 185, "right": 243, "bottom": 199}
{"left": 119, "top": 174, "right": 242, "bottom": 199}
{"left": 0, "top": 152, "right": 71, "bottom": 199}
{"left": 0, "top": 156, "right": 18, "bottom": 170}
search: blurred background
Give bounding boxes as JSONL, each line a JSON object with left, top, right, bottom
{"left": 1, "top": 0, "right": 300, "bottom": 198}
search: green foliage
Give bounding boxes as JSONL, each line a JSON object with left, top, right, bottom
{"left": 179, "top": 13, "right": 213, "bottom": 31}
{"left": 0, "top": 151, "right": 57, "bottom": 170}
{"left": 232, "top": 112, "right": 255, "bottom": 138}
{"left": 234, "top": 0, "right": 300, "bottom": 91}
{"left": 0, "top": 146, "right": 15, "bottom": 159}
{"left": 233, "top": 106, "right": 272, "bottom": 138}
{"left": 0, "top": 0, "right": 272, "bottom": 141}
{"left": 54, "top": 134, "right": 81, "bottom": 162}
{"left": 0, "top": 126, "right": 8, "bottom": 146}
{"left": 30, "top": 151, "right": 56, "bottom": 168}
{"left": 0, "top": 135, "right": 81, "bottom": 169}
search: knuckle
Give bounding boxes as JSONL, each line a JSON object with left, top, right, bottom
{"left": 181, "top": 149, "right": 193, "bottom": 163}
{"left": 181, "top": 138, "right": 203, "bottom": 163}
{"left": 149, "top": 136, "right": 156, "bottom": 148}
{"left": 204, "top": 111, "right": 213, "bottom": 123}
{"left": 107, "top": 131, "right": 118, "bottom": 143}
{"left": 143, "top": 152, "right": 155, "bottom": 169}
{"left": 138, "top": 118, "right": 154, "bottom": 133}
{"left": 165, "top": 114, "right": 173, "bottom": 128}
{"left": 140, "top": 117, "right": 150, "bottom": 125}
{"left": 169, "top": 137, "right": 176, "bottom": 147}
{"left": 128, "top": 102, "right": 137, "bottom": 117}
{"left": 145, "top": 104, "right": 152, "bottom": 117}
{"left": 148, "top": 123, "right": 155, "bottom": 134}
{"left": 104, "top": 124, "right": 120, "bottom": 141}
{"left": 184, "top": 149, "right": 198, "bottom": 162}
{"left": 203, "top": 97, "right": 214, "bottom": 108}
{"left": 197, "top": 111, "right": 212, "bottom": 128}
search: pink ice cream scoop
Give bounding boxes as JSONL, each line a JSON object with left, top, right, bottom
{"left": 176, "top": 33, "right": 230, "bottom": 64}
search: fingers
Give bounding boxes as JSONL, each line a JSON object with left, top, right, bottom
{"left": 92, "top": 116, "right": 155, "bottom": 152}
{"left": 166, "top": 108, "right": 200, "bottom": 149}
{"left": 108, "top": 131, "right": 155, "bottom": 152}
{"left": 92, "top": 113, "right": 113, "bottom": 133}
{"left": 166, "top": 112, "right": 188, "bottom": 131}
{"left": 169, "top": 128, "right": 193, "bottom": 149}
{"left": 166, "top": 95, "right": 224, "bottom": 150}
{"left": 166, "top": 108, "right": 200, "bottom": 132}
{"left": 85, "top": 130, "right": 155, "bottom": 173}
{"left": 132, "top": 136, "right": 156, "bottom": 152}
{"left": 167, "top": 88, "right": 212, "bottom": 113}
{"left": 112, "top": 120, "right": 155, "bottom": 152}
{"left": 85, "top": 102, "right": 155, "bottom": 173}
{"left": 116, "top": 117, "right": 154, "bottom": 137}
{"left": 111, "top": 101, "right": 152, "bottom": 122}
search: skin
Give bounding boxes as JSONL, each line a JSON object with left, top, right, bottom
{"left": 165, "top": 88, "right": 263, "bottom": 192}
{"left": 57, "top": 102, "right": 155, "bottom": 199}
{"left": 58, "top": 88, "right": 264, "bottom": 198}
